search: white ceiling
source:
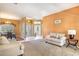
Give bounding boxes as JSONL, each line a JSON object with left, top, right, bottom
{"left": 0, "top": 3, "right": 79, "bottom": 20}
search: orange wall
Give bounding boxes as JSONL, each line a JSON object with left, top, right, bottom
{"left": 42, "top": 6, "right": 79, "bottom": 39}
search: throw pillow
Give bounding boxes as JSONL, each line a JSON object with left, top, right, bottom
{"left": 50, "top": 36, "right": 55, "bottom": 38}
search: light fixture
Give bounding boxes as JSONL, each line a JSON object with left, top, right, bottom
{"left": 5, "top": 21, "right": 11, "bottom": 24}
{"left": 54, "top": 19, "right": 61, "bottom": 25}
{"left": 27, "top": 20, "right": 31, "bottom": 23}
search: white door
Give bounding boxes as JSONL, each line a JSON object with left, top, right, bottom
{"left": 34, "top": 24, "right": 41, "bottom": 35}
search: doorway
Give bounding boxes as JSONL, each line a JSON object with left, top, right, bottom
{"left": 34, "top": 24, "right": 41, "bottom": 36}
{"left": 34, "top": 21, "right": 42, "bottom": 36}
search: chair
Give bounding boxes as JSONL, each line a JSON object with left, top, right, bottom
{"left": 7, "top": 32, "right": 16, "bottom": 39}
{"left": 66, "top": 29, "right": 78, "bottom": 47}
{"left": 7, "top": 32, "right": 13, "bottom": 39}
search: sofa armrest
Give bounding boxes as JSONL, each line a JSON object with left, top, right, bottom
{"left": 61, "top": 37, "right": 66, "bottom": 40}
{"left": 60, "top": 37, "right": 66, "bottom": 43}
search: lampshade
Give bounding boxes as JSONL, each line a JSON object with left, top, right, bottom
{"left": 68, "top": 29, "right": 76, "bottom": 35}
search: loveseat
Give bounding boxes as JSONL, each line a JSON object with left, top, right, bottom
{"left": 45, "top": 32, "right": 66, "bottom": 46}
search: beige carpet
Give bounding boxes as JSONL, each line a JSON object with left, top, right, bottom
{"left": 22, "top": 39, "right": 79, "bottom": 56}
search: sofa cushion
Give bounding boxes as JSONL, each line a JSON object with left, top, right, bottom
{"left": 0, "top": 36, "right": 10, "bottom": 45}
{"left": 50, "top": 33, "right": 57, "bottom": 39}
{"left": 50, "top": 33, "right": 65, "bottom": 38}
{"left": 50, "top": 35, "right": 56, "bottom": 38}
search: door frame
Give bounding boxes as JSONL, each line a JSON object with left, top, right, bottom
{"left": 33, "top": 20, "right": 42, "bottom": 36}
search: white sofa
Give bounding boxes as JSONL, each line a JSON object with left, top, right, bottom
{"left": 0, "top": 36, "right": 24, "bottom": 56}
{"left": 45, "top": 32, "right": 66, "bottom": 46}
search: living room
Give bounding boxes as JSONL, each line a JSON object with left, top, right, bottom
{"left": 0, "top": 3, "right": 79, "bottom": 56}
